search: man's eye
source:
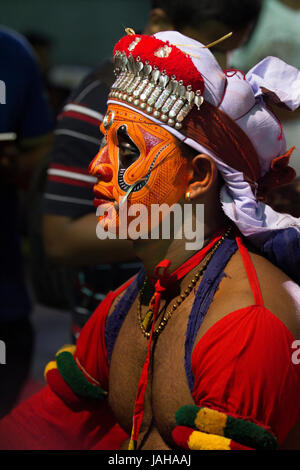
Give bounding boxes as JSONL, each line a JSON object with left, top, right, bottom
{"left": 116, "top": 125, "right": 140, "bottom": 168}
{"left": 118, "top": 143, "right": 138, "bottom": 156}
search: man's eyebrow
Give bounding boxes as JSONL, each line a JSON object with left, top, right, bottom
{"left": 117, "top": 125, "right": 139, "bottom": 150}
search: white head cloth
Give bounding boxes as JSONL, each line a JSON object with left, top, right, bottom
{"left": 153, "top": 32, "right": 300, "bottom": 245}
{"left": 108, "top": 31, "right": 300, "bottom": 245}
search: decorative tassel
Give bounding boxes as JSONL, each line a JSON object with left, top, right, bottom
{"left": 172, "top": 426, "right": 253, "bottom": 450}
{"left": 141, "top": 309, "right": 154, "bottom": 331}
{"left": 174, "top": 405, "right": 277, "bottom": 450}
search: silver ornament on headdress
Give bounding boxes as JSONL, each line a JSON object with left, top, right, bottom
{"left": 111, "top": 46, "right": 204, "bottom": 129}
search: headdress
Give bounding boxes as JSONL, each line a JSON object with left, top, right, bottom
{"left": 107, "top": 30, "right": 300, "bottom": 259}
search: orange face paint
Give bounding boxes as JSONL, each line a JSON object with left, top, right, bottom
{"left": 89, "top": 103, "right": 191, "bottom": 237}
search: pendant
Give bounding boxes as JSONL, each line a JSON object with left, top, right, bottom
{"left": 142, "top": 309, "right": 154, "bottom": 332}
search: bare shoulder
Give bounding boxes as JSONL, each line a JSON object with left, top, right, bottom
{"left": 106, "top": 277, "right": 136, "bottom": 318}
{"left": 107, "top": 293, "right": 125, "bottom": 319}
{"left": 246, "top": 245, "right": 300, "bottom": 338}
{"left": 200, "top": 243, "right": 300, "bottom": 340}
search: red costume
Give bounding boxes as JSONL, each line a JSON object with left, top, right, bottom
{"left": 1, "top": 30, "right": 300, "bottom": 451}
{"left": 0, "top": 234, "right": 299, "bottom": 450}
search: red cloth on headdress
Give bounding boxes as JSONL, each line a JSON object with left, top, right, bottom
{"left": 257, "top": 146, "right": 297, "bottom": 197}
{"left": 184, "top": 103, "right": 296, "bottom": 196}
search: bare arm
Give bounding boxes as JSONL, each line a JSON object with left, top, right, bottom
{"left": 18, "top": 133, "right": 53, "bottom": 174}
{"left": 43, "top": 213, "right": 136, "bottom": 266}
{"left": 0, "top": 133, "right": 53, "bottom": 187}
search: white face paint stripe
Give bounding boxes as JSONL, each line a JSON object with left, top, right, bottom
{"left": 107, "top": 99, "right": 186, "bottom": 142}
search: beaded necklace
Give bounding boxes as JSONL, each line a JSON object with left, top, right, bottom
{"left": 137, "top": 226, "right": 232, "bottom": 338}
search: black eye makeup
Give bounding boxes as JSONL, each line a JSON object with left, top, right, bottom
{"left": 117, "top": 125, "right": 140, "bottom": 169}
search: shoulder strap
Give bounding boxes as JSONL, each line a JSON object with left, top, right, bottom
{"left": 236, "top": 236, "right": 264, "bottom": 306}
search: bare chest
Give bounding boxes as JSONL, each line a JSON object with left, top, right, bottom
{"left": 108, "top": 294, "right": 196, "bottom": 449}
{"left": 107, "top": 251, "right": 252, "bottom": 449}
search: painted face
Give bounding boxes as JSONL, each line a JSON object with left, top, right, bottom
{"left": 89, "top": 103, "right": 191, "bottom": 237}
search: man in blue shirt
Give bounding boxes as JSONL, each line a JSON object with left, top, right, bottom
{"left": 0, "top": 26, "right": 53, "bottom": 417}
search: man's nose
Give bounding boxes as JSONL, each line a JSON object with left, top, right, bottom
{"left": 89, "top": 147, "right": 113, "bottom": 182}
{"left": 93, "top": 164, "right": 113, "bottom": 182}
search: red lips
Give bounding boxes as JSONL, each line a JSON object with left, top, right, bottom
{"left": 93, "top": 188, "right": 114, "bottom": 208}
{"left": 93, "top": 198, "right": 111, "bottom": 208}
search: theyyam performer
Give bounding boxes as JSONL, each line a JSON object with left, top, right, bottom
{"left": 1, "top": 29, "right": 300, "bottom": 451}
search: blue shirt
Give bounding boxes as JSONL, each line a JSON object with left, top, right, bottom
{"left": 0, "top": 27, "right": 53, "bottom": 321}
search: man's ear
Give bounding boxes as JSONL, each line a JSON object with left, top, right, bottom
{"left": 145, "top": 8, "right": 174, "bottom": 34}
{"left": 186, "top": 154, "right": 218, "bottom": 200}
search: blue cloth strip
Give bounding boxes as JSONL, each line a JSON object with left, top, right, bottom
{"left": 106, "top": 267, "right": 145, "bottom": 363}
{"left": 184, "top": 236, "right": 238, "bottom": 393}
{"left": 105, "top": 236, "right": 238, "bottom": 379}
{"left": 261, "top": 227, "right": 300, "bottom": 285}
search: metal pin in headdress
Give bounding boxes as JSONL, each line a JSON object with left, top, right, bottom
{"left": 174, "top": 32, "right": 233, "bottom": 58}
{"left": 125, "top": 27, "right": 136, "bottom": 36}
{"left": 111, "top": 29, "right": 233, "bottom": 129}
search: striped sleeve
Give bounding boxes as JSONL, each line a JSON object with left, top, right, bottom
{"left": 43, "top": 72, "right": 110, "bottom": 218}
